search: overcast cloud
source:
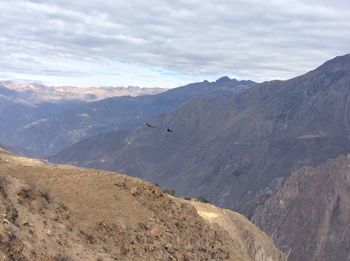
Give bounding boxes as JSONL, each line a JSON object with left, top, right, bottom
{"left": 0, "top": 0, "right": 349, "bottom": 87}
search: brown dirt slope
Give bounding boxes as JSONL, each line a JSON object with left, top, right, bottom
{"left": 0, "top": 149, "right": 285, "bottom": 260}
{"left": 189, "top": 201, "right": 286, "bottom": 261}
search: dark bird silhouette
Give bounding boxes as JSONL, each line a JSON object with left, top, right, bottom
{"left": 146, "top": 123, "right": 156, "bottom": 128}
{"left": 167, "top": 128, "right": 174, "bottom": 132}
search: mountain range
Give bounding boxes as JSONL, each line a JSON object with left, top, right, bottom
{"left": 3, "top": 54, "right": 350, "bottom": 260}
{"left": 51, "top": 54, "right": 350, "bottom": 260}
{"left": 52, "top": 54, "right": 350, "bottom": 213}
{"left": 0, "top": 78, "right": 253, "bottom": 156}
{"left": 0, "top": 81, "right": 166, "bottom": 104}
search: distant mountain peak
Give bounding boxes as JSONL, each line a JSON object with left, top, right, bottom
{"left": 0, "top": 81, "right": 166, "bottom": 103}
{"left": 216, "top": 76, "right": 232, "bottom": 83}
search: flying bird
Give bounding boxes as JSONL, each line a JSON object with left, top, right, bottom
{"left": 167, "top": 128, "right": 174, "bottom": 132}
{"left": 146, "top": 123, "right": 156, "bottom": 128}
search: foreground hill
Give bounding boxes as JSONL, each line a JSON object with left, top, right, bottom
{"left": 52, "top": 54, "right": 350, "bottom": 214}
{"left": 0, "top": 78, "right": 254, "bottom": 156}
{"left": 0, "top": 148, "right": 284, "bottom": 260}
{"left": 252, "top": 154, "right": 350, "bottom": 261}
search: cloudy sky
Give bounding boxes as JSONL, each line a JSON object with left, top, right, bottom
{"left": 0, "top": 0, "right": 349, "bottom": 87}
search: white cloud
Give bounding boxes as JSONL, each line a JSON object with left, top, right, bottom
{"left": 0, "top": 0, "right": 349, "bottom": 87}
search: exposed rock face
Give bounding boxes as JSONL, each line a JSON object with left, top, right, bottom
{"left": 52, "top": 54, "right": 350, "bottom": 215}
{"left": 0, "top": 78, "right": 253, "bottom": 156}
{"left": 0, "top": 148, "right": 284, "bottom": 260}
{"left": 252, "top": 155, "right": 350, "bottom": 261}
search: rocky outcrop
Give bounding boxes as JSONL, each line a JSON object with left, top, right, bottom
{"left": 252, "top": 155, "right": 350, "bottom": 261}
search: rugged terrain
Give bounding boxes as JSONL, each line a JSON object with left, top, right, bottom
{"left": 52, "top": 54, "right": 350, "bottom": 215}
{"left": 0, "top": 77, "right": 253, "bottom": 156}
{"left": 0, "top": 148, "right": 285, "bottom": 260}
{"left": 252, "top": 154, "right": 350, "bottom": 261}
{"left": 0, "top": 81, "right": 165, "bottom": 104}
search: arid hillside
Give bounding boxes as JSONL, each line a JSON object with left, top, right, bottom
{"left": 0, "top": 148, "right": 285, "bottom": 260}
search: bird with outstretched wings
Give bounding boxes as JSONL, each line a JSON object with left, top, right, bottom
{"left": 146, "top": 123, "right": 156, "bottom": 128}
{"left": 146, "top": 122, "right": 174, "bottom": 132}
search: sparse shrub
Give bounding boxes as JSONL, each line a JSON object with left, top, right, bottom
{"left": 17, "top": 185, "right": 36, "bottom": 202}
{"left": 163, "top": 189, "right": 177, "bottom": 197}
{"left": 54, "top": 254, "right": 74, "bottom": 261}
{"left": 197, "top": 196, "right": 210, "bottom": 204}
{"left": 0, "top": 175, "right": 8, "bottom": 198}
{"left": 59, "top": 202, "right": 68, "bottom": 211}
{"left": 155, "top": 183, "right": 160, "bottom": 187}
{"left": 30, "top": 249, "right": 37, "bottom": 257}
{"left": 6, "top": 204, "right": 18, "bottom": 223}
{"left": 184, "top": 197, "right": 191, "bottom": 201}
{"left": 40, "top": 190, "right": 51, "bottom": 203}
{"left": 82, "top": 232, "right": 96, "bottom": 244}
{"left": 0, "top": 231, "right": 27, "bottom": 260}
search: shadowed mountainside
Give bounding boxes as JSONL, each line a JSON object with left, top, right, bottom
{"left": 52, "top": 54, "right": 350, "bottom": 216}
{"left": 0, "top": 78, "right": 254, "bottom": 156}
{"left": 252, "top": 154, "right": 350, "bottom": 261}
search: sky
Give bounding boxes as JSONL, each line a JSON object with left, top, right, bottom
{"left": 0, "top": 0, "right": 349, "bottom": 88}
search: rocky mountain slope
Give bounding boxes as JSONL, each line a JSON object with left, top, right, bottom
{"left": 0, "top": 96, "right": 84, "bottom": 156}
{"left": 190, "top": 201, "right": 286, "bottom": 261}
{"left": 0, "top": 77, "right": 254, "bottom": 156}
{"left": 0, "top": 148, "right": 285, "bottom": 260}
{"left": 0, "top": 81, "right": 166, "bottom": 104}
{"left": 52, "top": 54, "right": 350, "bottom": 215}
{"left": 252, "top": 154, "right": 350, "bottom": 261}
